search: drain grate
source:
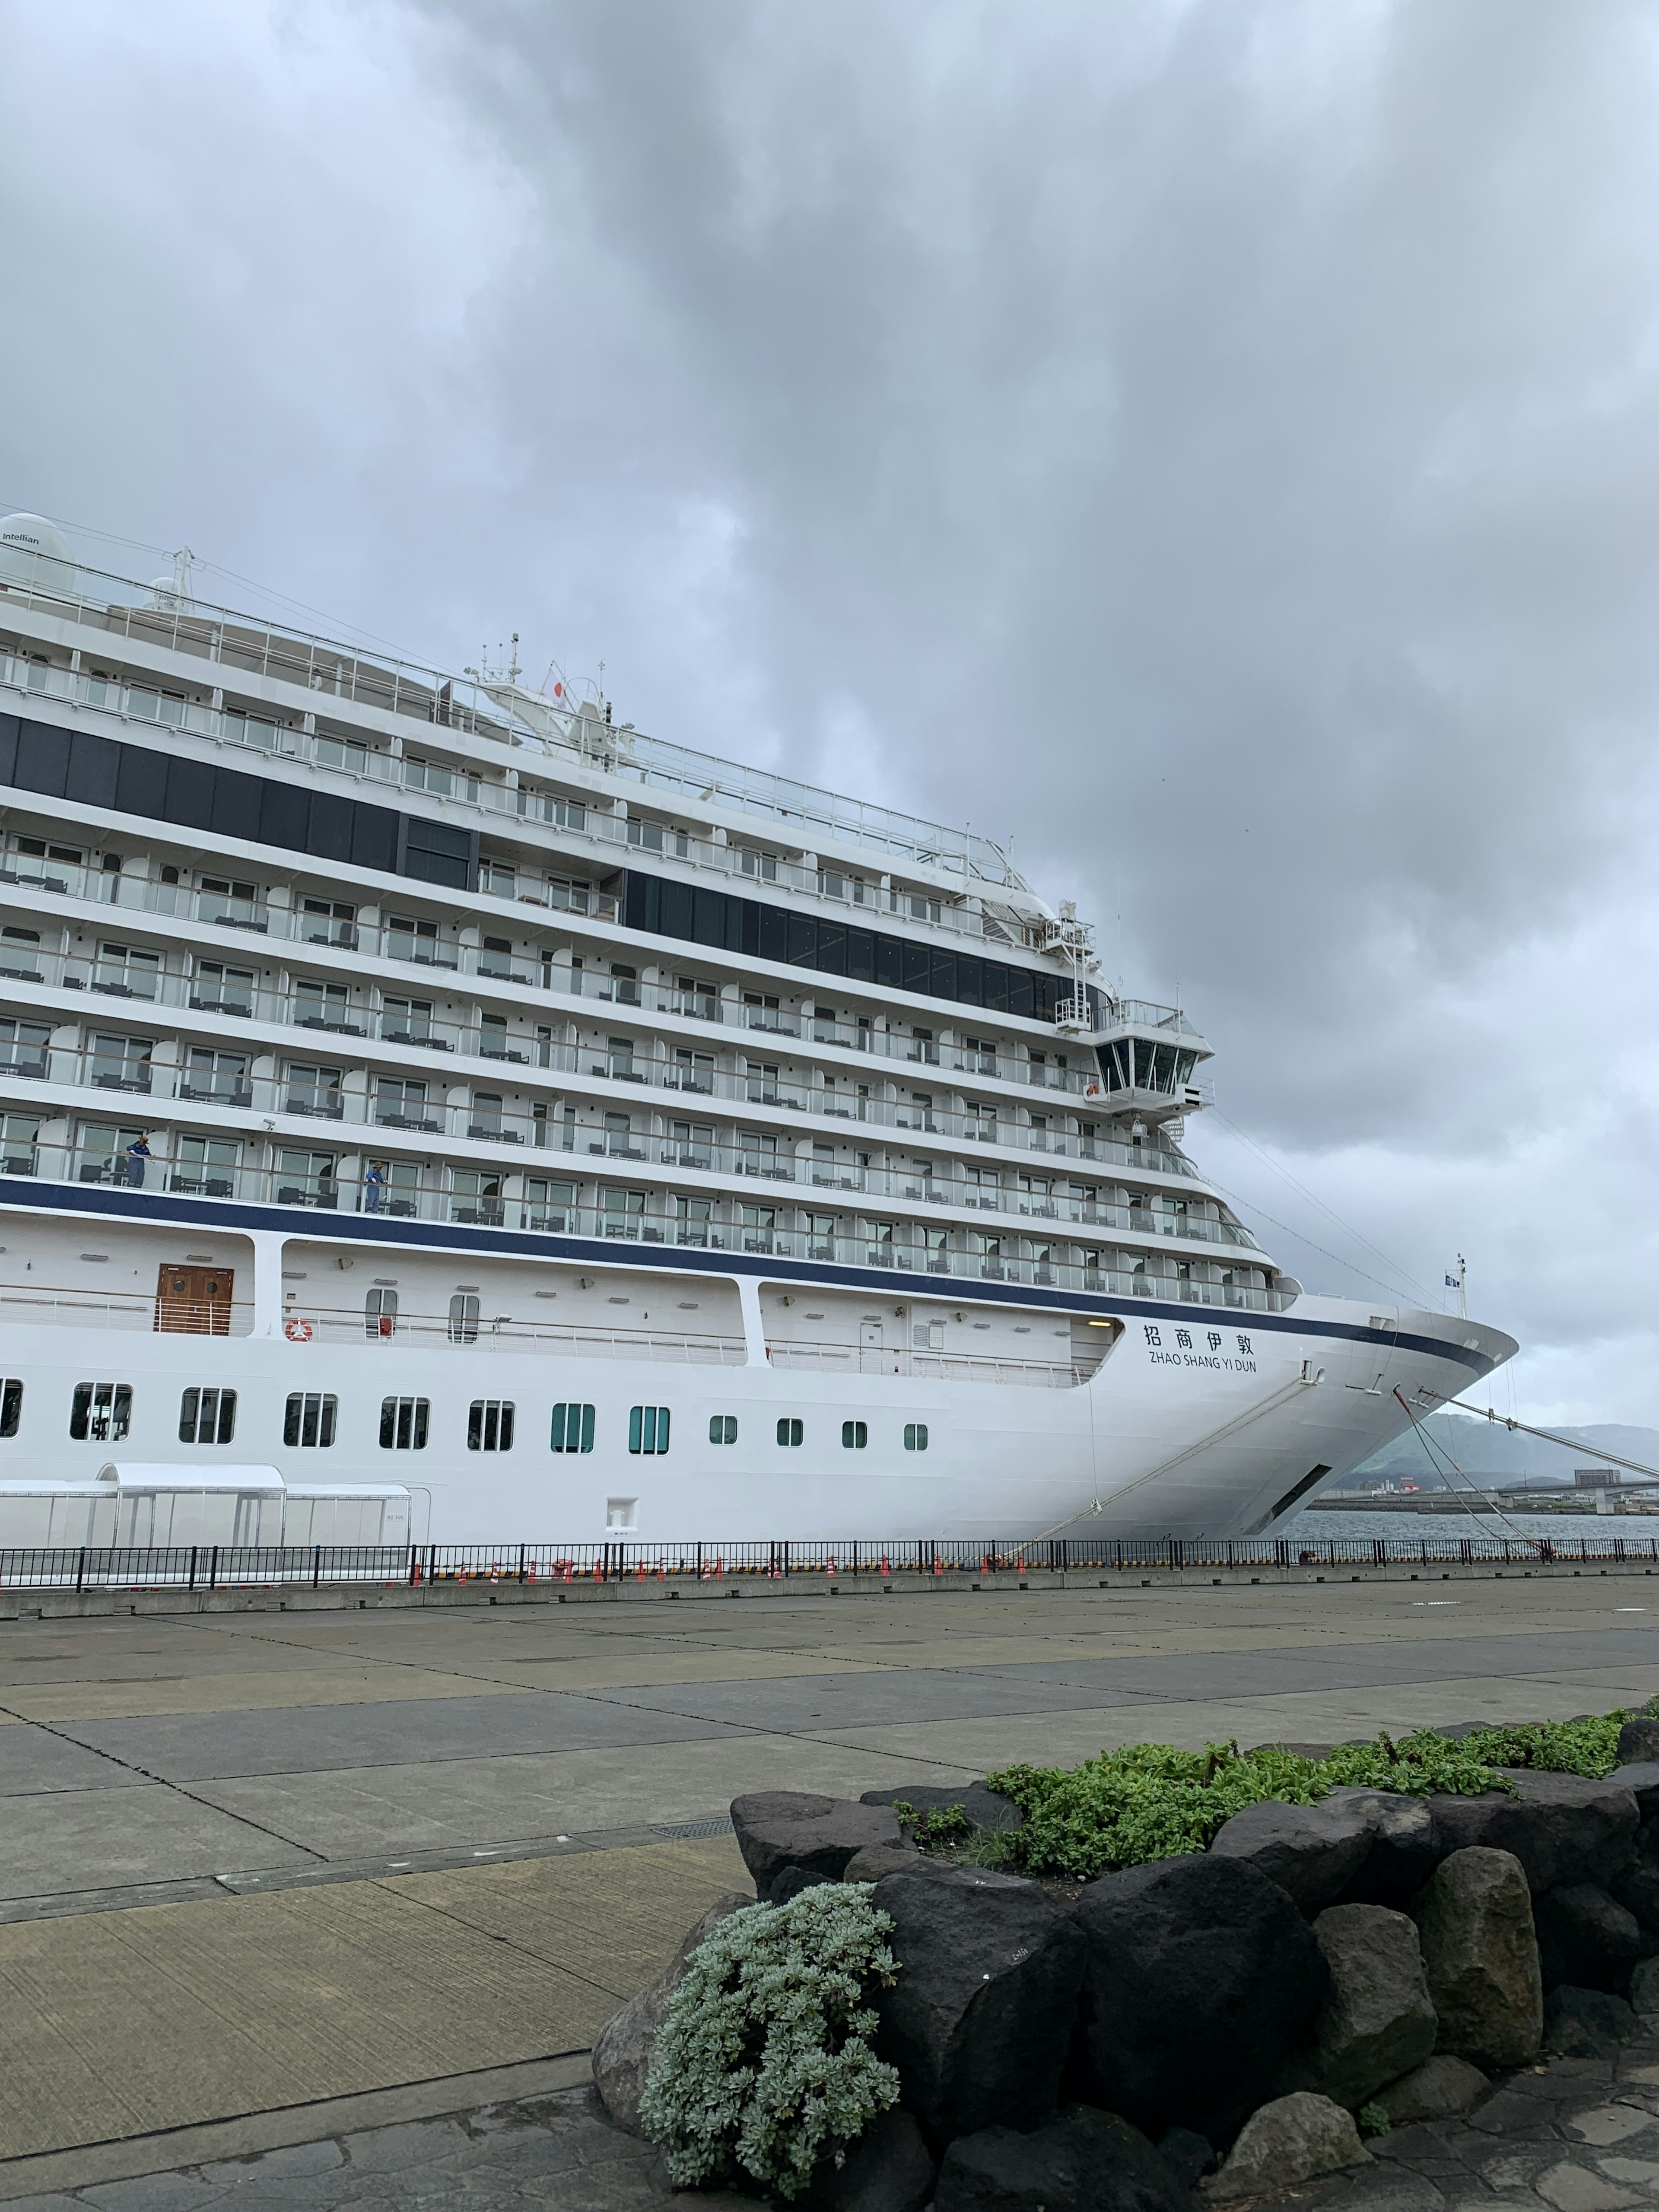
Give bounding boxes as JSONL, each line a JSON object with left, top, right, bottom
{"left": 651, "top": 1818, "right": 734, "bottom": 1840}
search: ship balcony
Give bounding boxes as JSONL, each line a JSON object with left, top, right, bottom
{"left": 0, "top": 1040, "right": 1214, "bottom": 1183}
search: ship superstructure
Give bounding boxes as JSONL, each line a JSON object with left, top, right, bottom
{"left": 0, "top": 515, "right": 1515, "bottom": 1546}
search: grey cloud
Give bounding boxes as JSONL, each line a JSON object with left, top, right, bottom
{"left": 2, "top": 0, "right": 1655, "bottom": 1413}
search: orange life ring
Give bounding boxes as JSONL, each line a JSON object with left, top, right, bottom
{"left": 284, "top": 1318, "right": 314, "bottom": 1342}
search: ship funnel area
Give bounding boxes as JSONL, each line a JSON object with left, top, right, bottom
{"left": 0, "top": 511, "right": 75, "bottom": 598}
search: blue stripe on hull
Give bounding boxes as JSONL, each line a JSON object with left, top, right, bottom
{"left": 0, "top": 1173, "right": 1493, "bottom": 1372}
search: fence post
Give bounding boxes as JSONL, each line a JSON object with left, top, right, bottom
{"left": 188, "top": 1545, "right": 197, "bottom": 1591}
{"left": 312, "top": 1545, "right": 321, "bottom": 1590}
{"left": 209, "top": 1544, "right": 219, "bottom": 1590}
{"left": 76, "top": 1545, "right": 86, "bottom": 1594}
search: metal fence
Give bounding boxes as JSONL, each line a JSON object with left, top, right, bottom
{"left": 3, "top": 1530, "right": 1657, "bottom": 1593}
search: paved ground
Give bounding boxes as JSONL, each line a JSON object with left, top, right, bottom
{"left": 5, "top": 1575, "right": 1659, "bottom": 2191}
{"left": 13, "top": 2031, "right": 1659, "bottom": 2212}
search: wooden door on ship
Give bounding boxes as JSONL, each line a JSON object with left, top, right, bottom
{"left": 154, "top": 1265, "right": 235, "bottom": 1335}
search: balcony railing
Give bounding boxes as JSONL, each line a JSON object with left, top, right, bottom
{"left": 0, "top": 1136, "right": 1284, "bottom": 1304}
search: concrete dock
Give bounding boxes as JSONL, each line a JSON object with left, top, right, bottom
{"left": 3, "top": 1573, "right": 1659, "bottom": 2195}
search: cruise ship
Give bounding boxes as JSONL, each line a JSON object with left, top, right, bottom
{"left": 0, "top": 514, "right": 1515, "bottom": 1551}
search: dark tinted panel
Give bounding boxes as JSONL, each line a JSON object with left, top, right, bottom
{"left": 616, "top": 863, "right": 1090, "bottom": 1023}
{"left": 306, "top": 790, "right": 354, "bottom": 862}
{"left": 210, "top": 766, "right": 264, "bottom": 842}
{"left": 0, "top": 713, "right": 18, "bottom": 784}
{"left": 164, "top": 756, "right": 216, "bottom": 830}
{"left": 403, "top": 845, "right": 469, "bottom": 888}
{"left": 114, "top": 742, "right": 170, "bottom": 819}
{"left": 258, "top": 781, "right": 311, "bottom": 852}
{"left": 13, "top": 721, "right": 68, "bottom": 796}
{"left": 691, "top": 885, "right": 729, "bottom": 947}
{"left": 66, "top": 731, "right": 119, "bottom": 809}
{"left": 350, "top": 803, "right": 398, "bottom": 873}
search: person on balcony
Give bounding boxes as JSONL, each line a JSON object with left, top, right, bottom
{"left": 365, "top": 1158, "right": 386, "bottom": 1213}
{"left": 124, "top": 1133, "right": 153, "bottom": 1188}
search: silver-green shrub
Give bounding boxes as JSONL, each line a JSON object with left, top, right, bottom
{"left": 639, "top": 1882, "right": 901, "bottom": 2198}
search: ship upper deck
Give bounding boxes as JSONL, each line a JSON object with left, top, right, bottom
{"left": 0, "top": 543, "right": 1032, "bottom": 899}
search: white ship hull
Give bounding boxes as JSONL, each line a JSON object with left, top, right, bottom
{"left": 0, "top": 1187, "right": 1514, "bottom": 1545}
{"left": 0, "top": 515, "right": 1520, "bottom": 1550}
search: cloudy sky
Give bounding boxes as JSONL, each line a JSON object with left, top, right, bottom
{"left": 3, "top": 0, "right": 1656, "bottom": 1430}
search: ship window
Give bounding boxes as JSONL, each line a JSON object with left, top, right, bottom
{"left": 0, "top": 1017, "right": 49, "bottom": 1075}
{"left": 0, "top": 1378, "right": 21, "bottom": 1437}
{"left": 315, "top": 734, "right": 370, "bottom": 772}
{"left": 675, "top": 1195, "right": 714, "bottom": 1245}
{"left": 365, "top": 1287, "right": 398, "bottom": 1338}
{"left": 172, "top": 1135, "right": 240, "bottom": 1198}
{"left": 523, "top": 1178, "right": 575, "bottom": 1231}
{"left": 284, "top": 1392, "right": 337, "bottom": 1447}
{"left": 448, "top": 1293, "right": 480, "bottom": 1343}
{"left": 468, "top": 1399, "right": 515, "bottom": 1452}
{"left": 283, "top": 1062, "right": 344, "bottom": 1116}
{"left": 377, "top": 1396, "right": 428, "bottom": 1449}
{"left": 70, "top": 1382, "right": 132, "bottom": 1443}
{"left": 551, "top": 1402, "right": 596, "bottom": 1453}
{"left": 904, "top": 1423, "right": 929, "bottom": 1452}
{"left": 777, "top": 1418, "right": 804, "bottom": 1448}
{"left": 275, "top": 1149, "right": 337, "bottom": 1208}
{"left": 0, "top": 1112, "right": 39, "bottom": 1173}
{"left": 709, "top": 1415, "right": 737, "bottom": 1445}
{"left": 629, "top": 1405, "right": 671, "bottom": 1456}
{"left": 94, "top": 943, "right": 162, "bottom": 999}
{"left": 179, "top": 1387, "right": 237, "bottom": 1445}
{"left": 842, "top": 1421, "right": 868, "bottom": 1449}
{"left": 193, "top": 960, "right": 256, "bottom": 1013}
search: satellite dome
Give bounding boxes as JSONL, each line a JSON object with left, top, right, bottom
{"left": 0, "top": 512, "right": 74, "bottom": 596}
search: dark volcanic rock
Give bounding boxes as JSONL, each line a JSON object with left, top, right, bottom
{"left": 1073, "top": 1849, "right": 1330, "bottom": 2145}
{"left": 1207, "top": 1795, "right": 1376, "bottom": 1911}
{"left": 1410, "top": 1846, "right": 1542, "bottom": 2069}
{"left": 1533, "top": 1883, "right": 1640, "bottom": 1993}
{"left": 871, "top": 1865, "right": 1087, "bottom": 2139}
{"left": 1613, "top": 1758, "right": 1659, "bottom": 1820}
{"left": 1309, "top": 1903, "right": 1439, "bottom": 2108}
{"left": 772, "top": 1865, "right": 837, "bottom": 1903}
{"left": 1611, "top": 1859, "right": 1659, "bottom": 1940}
{"left": 861, "top": 1781, "right": 1026, "bottom": 1834}
{"left": 1542, "top": 1984, "right": 1640, "bottom": 2056}
{"left": 1428, "top": 1771, "right": 1639, "bottom": 1893}
{"left": 1328, "top": 1790, "right": 1440, "bottom": 1905}
{"left": 1616, "top": 1719, "right": 1659, "bottom": 1769}
{"left": 843, "top": 1843, "right": 928, "bottom": 1884}
{"left": 1155, "top": 2128, "right": 1216, "bottom": 2189}
{"left": 934, "top": 2105, "right": 1188, "bottom": 2212}
{"left": 1373, "top": 2053, "right": 1489, "bottom": 2125}
{"left": 809, "top": 2108, "right": 936, "bottom": 2212}
{"left": 731, "top": 1791, "right": 902, "bottom": 1900}
{"left": 1209, "top": 2093, "right": 1370, "bottom": 2201}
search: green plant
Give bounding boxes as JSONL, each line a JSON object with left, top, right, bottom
{"left": 891, "top": 1799, "right": 975, "bottom": 1847}
{"left": 1357, "top": 2101, "right": 1390, "bottom": 2138}
{"left": 983, "top": 1731, "right": 1516, "bottom": 1882}
{"left": 639, "top": 1882, "right": 900, "bottom": 2199}
{"left": 1455, "top": 1713, "right": 1629, "bottom": 1778}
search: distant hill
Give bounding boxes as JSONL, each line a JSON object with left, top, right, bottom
{"left": 1342, "top": 1414, "right": 1659, "bottom": 1491}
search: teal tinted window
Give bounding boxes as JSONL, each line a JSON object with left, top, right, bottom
{"left": 629, "top": 1405, "right": 670, "bottom": 1455}
{"left": 709, "top": 1415, "right": 737, "bottom": 1445}
{"left": 904, "top": 1423, "right": 929, "bottom": 1452}
{"left": 841, "top": 1421, "right": 867, "bottom": 1449}
{"left": 776, "top": 1417, "right": 803, "bottom": 1447}
{"left": 551, "top": 1402, "right": 595, "bottom": 1453}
